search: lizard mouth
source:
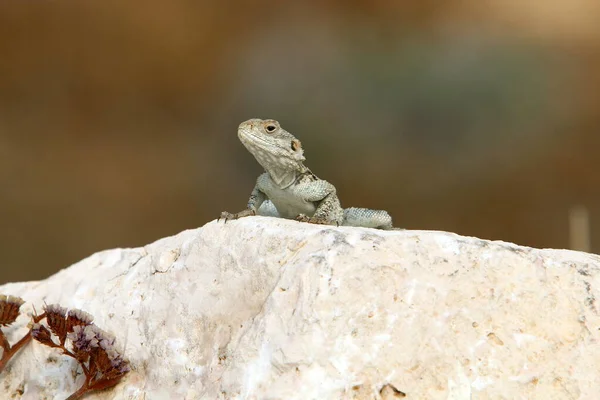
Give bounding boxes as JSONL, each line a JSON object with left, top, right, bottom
{"left": 238, "top": 129, "right": 291, "bottom": 158}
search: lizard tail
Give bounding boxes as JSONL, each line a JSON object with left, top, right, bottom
{"left": 342, "top": 207, "right": 394, "bottom": 230}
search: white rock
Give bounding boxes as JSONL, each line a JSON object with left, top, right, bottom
{"left": 1, "top": 217, "right": 600, "bottom": 399}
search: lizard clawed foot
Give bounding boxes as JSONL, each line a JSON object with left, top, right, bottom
{"left": 219, "top": 209, "right": 255, "bottom": 223}
{"left": 295, "top": 214, "right": 331, "bottom": 225}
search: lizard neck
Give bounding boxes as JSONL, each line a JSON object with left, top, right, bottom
{"left": 266, "top": 163, "right": 309, "bottom": 189}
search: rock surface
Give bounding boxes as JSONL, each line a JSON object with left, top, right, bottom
{"left": 1, "top": 217, "right": 600, "bottom": 399}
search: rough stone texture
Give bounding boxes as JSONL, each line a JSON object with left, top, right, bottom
{"left": 1, "top": 217, "right": 600, "bottom": 399}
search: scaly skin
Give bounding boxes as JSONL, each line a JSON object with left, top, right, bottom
{"left": 220, "top": 118, "right": 393, "bottom": 229}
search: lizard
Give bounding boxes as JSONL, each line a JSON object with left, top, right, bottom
{"left": 220, "top": 118, "right": 394, "bottom": 229}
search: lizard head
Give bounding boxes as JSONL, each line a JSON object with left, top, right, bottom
{"left": 238, "top": 118, "right": 307, "bottom": 187}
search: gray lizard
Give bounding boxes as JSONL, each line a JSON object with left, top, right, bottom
{"left": 220, "top": 118, "right": 394, "bottom": 229}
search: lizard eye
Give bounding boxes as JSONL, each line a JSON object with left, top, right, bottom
{"left": 265, "top": 124, "right": 277, "bottom": 133}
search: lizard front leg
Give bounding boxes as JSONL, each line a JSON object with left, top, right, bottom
{"left": 294, "top": 180, "right": 344, "bottom": 226}
{"left": 220, "top": 186, "right": 266, "bottom": 222}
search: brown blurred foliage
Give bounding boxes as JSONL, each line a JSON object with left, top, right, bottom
{"left": 1, "top": 1, "right": 599, "bottom": 284}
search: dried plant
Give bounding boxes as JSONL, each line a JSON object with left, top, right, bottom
{"left": 32, "top": 304, "right": 130, "bottom": 399}
{"left": 0, "top": 295, "right": 129, "bottom": 400}
{"left": 0, "top": 295, "right": 45, "bottom": 372}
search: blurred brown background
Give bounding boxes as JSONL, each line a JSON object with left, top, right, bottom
{"left": 1, "top": 1, "right": 599, "bottom": 284}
